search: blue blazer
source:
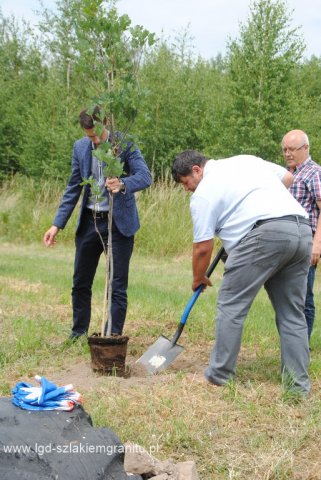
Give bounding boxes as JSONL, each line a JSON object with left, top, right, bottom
{"left": 53, "top": 136, "right": 152, "bottom": 237}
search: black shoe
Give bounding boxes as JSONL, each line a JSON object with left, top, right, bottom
{"left": 69, "top": 331, "right": 87, "bottom": 340}
{"left": 62, "top": 332, "right": 87, "bottom": 347}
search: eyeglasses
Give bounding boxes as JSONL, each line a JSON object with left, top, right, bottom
{"left": 282, "top": 143, "right": 306, "bottom": 154}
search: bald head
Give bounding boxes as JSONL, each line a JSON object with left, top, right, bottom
{"left": 282, "top": 130, "right": 309, "bottom": 147}
{"left": 281, "top": 129, "right": 310, "bottom": 170}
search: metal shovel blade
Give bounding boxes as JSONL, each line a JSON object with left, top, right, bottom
{"left": 136, "top": 335, "right": 184, "bottom": 374}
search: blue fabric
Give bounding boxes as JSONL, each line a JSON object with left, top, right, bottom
{"left": 53, "top": 136, "right": 152, "bottom": 237}
{"left": 12, "top": 375, "right": 82, "bottom": 411}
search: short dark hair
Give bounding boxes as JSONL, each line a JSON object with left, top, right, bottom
{"left": 172, "top": 150, "right": 209, "bottom": 182}
{"left": 79, "top": 105, "right": 107, "bottom": 129}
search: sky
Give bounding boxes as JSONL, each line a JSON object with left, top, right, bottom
{"left": 1, "top": 0, "right": 321, "bottom": 60}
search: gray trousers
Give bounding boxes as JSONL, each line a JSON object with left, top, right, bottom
{"left": 205, "top": 218, "right": 312, "bottom": 394}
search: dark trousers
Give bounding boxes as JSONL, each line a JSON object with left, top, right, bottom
{"left": 71, "top": 210, "right": 134, "bottom": 336}
{"left": 304, "top": 265, "right": 316, "bottom": 340}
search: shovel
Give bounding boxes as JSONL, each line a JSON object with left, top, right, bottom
{"left": 136, "top": 246, "right": 225, "bottom": 374}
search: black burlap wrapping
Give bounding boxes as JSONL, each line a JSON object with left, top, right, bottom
{"left": 0, "top": 397, "right": 142, "bottom": 480}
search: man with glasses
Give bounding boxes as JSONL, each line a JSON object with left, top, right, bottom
{"left": 282, "top": 129, "right": 321, "bottom": 342}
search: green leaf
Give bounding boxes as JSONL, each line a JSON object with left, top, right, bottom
{"left": 98, "top": 142, "right": 113, "bottom": 152}
{"left": 92, "top": 145, "right": 124, "bottom": 178}
{"left": 94, "top": 122, "right": 104, "bottom": 136}
{"left": 80, "top": 176, "right": 104, "bottom": 204}
{"left": 92, "top": 147, "right": 114, "bottom": 163}
{"left": 103, "top": 156, "right": 124, "bottom": 178}
{"left": 80, "top": 176, "right": 95, "bottom": 187}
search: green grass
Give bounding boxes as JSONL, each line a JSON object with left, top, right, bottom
{"left": 1, "top": 242, "right": 321, "bottom": 479}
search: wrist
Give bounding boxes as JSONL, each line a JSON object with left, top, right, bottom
{"left": 119, "top": 179, "right": 126, "bottom": 193}
{"left": 193, "top": 275, "right": 205, "bottom": 285}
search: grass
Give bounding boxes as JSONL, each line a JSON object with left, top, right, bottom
{"left": 1, "top": 242, "right": 321, "bottom": 479}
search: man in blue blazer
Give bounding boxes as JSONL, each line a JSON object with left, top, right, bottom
{"left": 43, "top": 106, "right": 152, "bottom": 340}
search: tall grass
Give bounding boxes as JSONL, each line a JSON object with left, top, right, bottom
{"left": 0, "top": 175, "right": 69, "bottom": 245}
{"left": 135, "top": 179, "right": 192, "bottom": 256}
{"left": 0, "top": 175, "right": 192, "bottom": 257}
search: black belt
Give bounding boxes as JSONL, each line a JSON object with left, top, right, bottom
{"left": 253, "top": 215, "right": 309, "bottom": 228}
{"left": 84, "top": 208, "right": 108, "bottom": 219}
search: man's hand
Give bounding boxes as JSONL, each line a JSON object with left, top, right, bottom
{"left": 192, "top": 276, "right": 212, "bottom": 292}
{"left": 105, "top": 177, "right": 125, "bottom": 193}
{"left": 311, "top": 240, "right": 321, "bottom": 266}
{"left": 43, "top": 226, "right": 59, "bottom": 247}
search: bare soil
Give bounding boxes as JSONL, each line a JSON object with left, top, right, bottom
{"left": 47, "top": 351, "right": 207, "bottom": 393}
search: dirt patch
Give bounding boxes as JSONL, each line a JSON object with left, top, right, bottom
{"left": 0, "top": 276, "right": 43, "bottom": 293}
{"left": 46, "top": 351, "right": 207, "bottom": 394}
{"left": 127, "top": 360, "right": 151, "bottom": 378}
{"left": 20, "top": 341, "right": 255, "bottom": 395}
{"left": 168, "top": 353, "right": 207, "bottom": 375}
{"left": 46, "top": 358, "right": 164, "bottom": 392}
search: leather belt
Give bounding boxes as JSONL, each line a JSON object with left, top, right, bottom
{"left": 84, "top": 208, "right": 108, "bottom": 219}
{"left": 253, "top": 215, "right": 309, "bottom": 228}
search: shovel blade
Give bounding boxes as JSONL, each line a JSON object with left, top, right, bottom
{"left": 136, "top": 335, "right": 184, "bottom": 374}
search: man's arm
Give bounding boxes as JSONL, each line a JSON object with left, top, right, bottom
{"left": 52, "top": 142, "right": 84, "bottom": 229}
{"left": 266, "top": 160, "right": 293, "bottom": 187}
{"left": 43, "top": 141, "right": 84, "bottom": 246}
{"left": 120, "top": 143, "right": 152, "bottom": 193}
{"left": 282, "top": 171, "right": 294, "bottom": 188}
{"left": 192, "top": 239, "right": 214, "bottom": 291}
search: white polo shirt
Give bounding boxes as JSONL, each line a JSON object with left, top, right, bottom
{"left": 190, "top": 155, "right": 308, "bottom": 253}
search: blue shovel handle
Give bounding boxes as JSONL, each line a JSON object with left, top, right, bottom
{"left": 180, "top": 285, "right": 203, "bottom": 327}
{"left": 170, "top": 246, "right": 225, "bottom": 346}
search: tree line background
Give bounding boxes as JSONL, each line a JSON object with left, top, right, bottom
{"left": 1, "top": 0, "right": 320, "bottom": 183}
